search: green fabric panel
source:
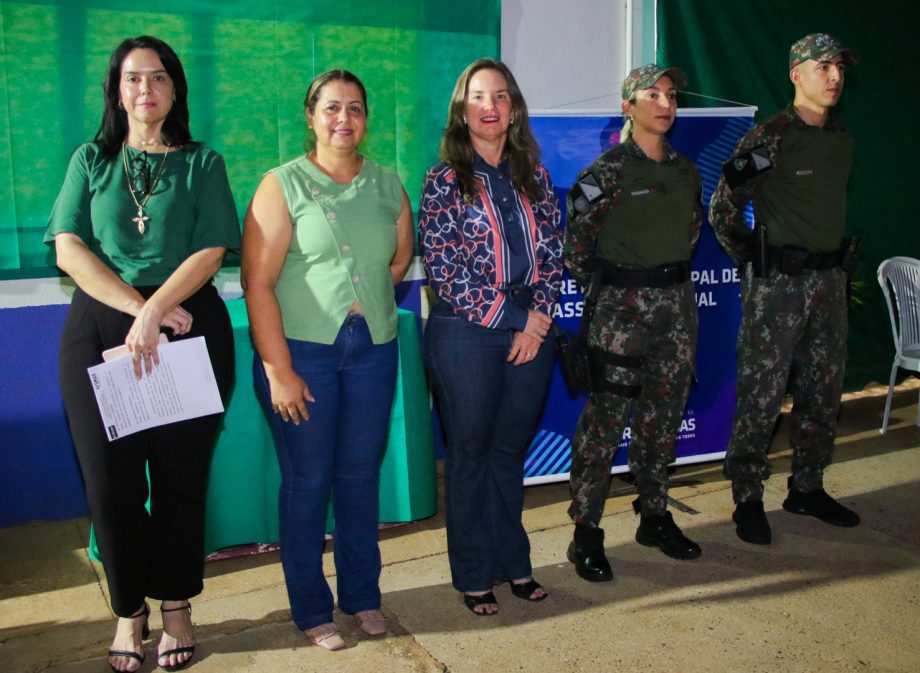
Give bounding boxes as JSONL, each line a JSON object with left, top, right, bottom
{"left": 202, "top": 298, "right": 280, "bottom": 552}
{"left": 0, "top": 0, "right": 499, "bottom": 278}
{"left": 658, "top": 0, "right": 920, "bottom": 389}
{"left": 380, "top": 307, "right": 437, "bottom": 521}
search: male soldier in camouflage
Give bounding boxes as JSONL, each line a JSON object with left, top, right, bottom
{"left": 709, "top": 33, "right": 860, "bottom": 545}
{"left": 564, "top": 64, "right": 703, "bottom": 582}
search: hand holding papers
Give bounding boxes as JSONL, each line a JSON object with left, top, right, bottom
{"left": 101, "top": 332, "right": 169, "bottom": 363}
{"left": 88, "top": 336, "right": 224, "bottom": 441}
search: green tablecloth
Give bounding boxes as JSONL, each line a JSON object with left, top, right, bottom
{"left": 90, "top": 302, "right": 436, "bottom": 559}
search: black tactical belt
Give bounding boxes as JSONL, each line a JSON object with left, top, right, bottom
{"left": 766, "top": 244, "right": 842, "bottom": 275}
{"left": 599, "top": 260, "right": 691, "bottom": 288}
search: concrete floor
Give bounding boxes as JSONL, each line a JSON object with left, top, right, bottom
{"left": 2, "top": 382, "right": 919, "bottom": 673}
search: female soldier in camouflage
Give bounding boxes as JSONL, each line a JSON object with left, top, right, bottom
{"left": 564, "top": 64, "right": 703, "bottom": 582}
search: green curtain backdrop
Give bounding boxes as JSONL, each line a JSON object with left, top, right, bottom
{"left": 659, "top": 0, "right": 920, "bottom": 390}
{"left": 0, "top": 0, "right": 500, "bottom": 277}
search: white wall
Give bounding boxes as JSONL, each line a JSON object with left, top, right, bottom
{"left": 501, "top": 0, "right": 656, "bottom": 113}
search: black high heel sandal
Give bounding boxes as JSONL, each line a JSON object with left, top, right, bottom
{"left": 510, "top": 578, "right": 548, "bottom": 602}
{"left": 463, "top": 591, "right": 498, "bottom": 616}
{"left": 108, "top": 602, "right": 150, "bottom": 672}
{"left": 158, "top": 603, "right": 196, "bottom": 671}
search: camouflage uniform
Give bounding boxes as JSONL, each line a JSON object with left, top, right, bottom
{"left": 566, "top": 137, "right": 702, "bottom": 524}
{"left": 710, "top": 104, "right": 854, "bottom": 504}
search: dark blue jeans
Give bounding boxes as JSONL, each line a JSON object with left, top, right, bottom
{"left": 424, "top": 302, "right": 554, "bottom": 592}
{"left": 253, "top": 315, "right": 398, "bottom": 630}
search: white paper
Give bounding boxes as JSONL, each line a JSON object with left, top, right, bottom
{"left": 87, "top": 336, "right": 224, "bottom": 441}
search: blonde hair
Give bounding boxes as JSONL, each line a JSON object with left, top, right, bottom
{"left": 620, "top": 94, "right": 637, "bottom": 141}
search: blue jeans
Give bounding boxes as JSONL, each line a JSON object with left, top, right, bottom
{"left": 253, "top": 315, "right": 398, "bottom": 630}
{"left": 424, "top": 302, "right": 554, "bottom": 592}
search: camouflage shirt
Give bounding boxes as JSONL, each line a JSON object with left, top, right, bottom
{"left": 564, "top": 137, "right": 702, "bottom": 288}
{"left": 709, "top": 104, "right": 853, "bottom": 265}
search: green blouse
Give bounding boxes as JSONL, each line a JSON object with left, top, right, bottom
{"left": 270, "top": 155, "right": 404, "bottom": 345}
{"left": 45, "top": 142, "right": 240, "bottom": 286}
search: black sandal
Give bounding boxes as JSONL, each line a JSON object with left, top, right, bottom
{"left": 158, "top": 603, "right": 196, "bottom": 671}
{"left": 108, "top": 603, "right": 150, "bottom": 672}
{"left": 510, "top": 579, "right": 548, "bottom": 602}
{"left": 108, "top": 650, "right": 145, "bottom": 672}
{"left": 463, "top": 591, "right": 498, "bottom": 616}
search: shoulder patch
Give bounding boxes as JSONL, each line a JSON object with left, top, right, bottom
{"left": 570, "top": 171, "right": 604, "bottom": 215}
{"left": 722, "top": 146, "right": 772, "bottom": 190}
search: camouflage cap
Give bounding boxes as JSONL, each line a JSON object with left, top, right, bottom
{"left": 621, "top": 63, "right": 687, "bottom": 101}
{"left": 789, "top": 33, "right": 858, "bottom": 69}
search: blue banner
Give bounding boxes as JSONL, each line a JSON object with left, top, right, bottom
{"left": 523, "top": 109, "right": 756, "bottom": 484}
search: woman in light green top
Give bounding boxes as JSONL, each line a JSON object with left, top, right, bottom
{"left": 241, "top": 69, "right": 413, "bottom": 651}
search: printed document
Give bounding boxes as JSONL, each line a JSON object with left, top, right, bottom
{"left": 87, "top": 336, "right": 223, "bottom": 441}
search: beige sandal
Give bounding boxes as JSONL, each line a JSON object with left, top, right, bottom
{"left": 305, "top": 622, "right": 346, "bottom": 651}
{"left": 354, "top": 609, "right": 387, "bottom": 636}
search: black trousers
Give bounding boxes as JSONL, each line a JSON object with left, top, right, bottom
{"left": 58, "top": 283, "right": 234, "bottom": 616}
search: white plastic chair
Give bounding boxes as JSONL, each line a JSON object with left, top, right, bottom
{"left": 877, "top": 256, "right": 920, "bottom": 433}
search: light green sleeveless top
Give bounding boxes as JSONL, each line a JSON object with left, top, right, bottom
{"left": 270, "top": 155, "right": 403, "bottom": 344}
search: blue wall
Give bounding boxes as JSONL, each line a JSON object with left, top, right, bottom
{"left": 0, "top": 304, "right": 89, "bottom": 526}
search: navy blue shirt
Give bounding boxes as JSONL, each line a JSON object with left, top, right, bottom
{"left": 474, "top": 154, "right": 528, "bottom": 286}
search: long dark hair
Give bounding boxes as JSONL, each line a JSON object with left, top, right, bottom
{"left": 94, "top": 35, "right": 193, "bottom": 159}
{"left": 303, "top": 69, "right": 368, "bottom": 153}
{"left": 439, "top": 58, "right": 541, "bottom": 202}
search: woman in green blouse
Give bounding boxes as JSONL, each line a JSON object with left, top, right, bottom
{"left": 46, "top": 36, "right": 239, "bottom": 672}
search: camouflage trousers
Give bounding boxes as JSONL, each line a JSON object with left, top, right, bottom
{"left": 724, "top": 266, "right": 847, "bottom": 503}
{"left": 569, "top": 281, "right": 697, "bottom": 524}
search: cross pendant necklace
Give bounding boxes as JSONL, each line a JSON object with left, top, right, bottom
{"left": 132, "top": 207, "right": 150, "bottom": 235}
{"left": 121, "top": 142, "right": 170, "bottom": 235}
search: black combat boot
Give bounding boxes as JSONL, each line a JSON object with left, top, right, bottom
{"left": 782, "top": 477, "right": 860, "bottom": 527}
{"left": 732, "top": 500, "right": 772, "bottom": 545}
{"left": 567, "top": 524, "right": 613, "bottom": 582}
{"left": 635, "top": 511, "right": 702, "bottom": 560}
